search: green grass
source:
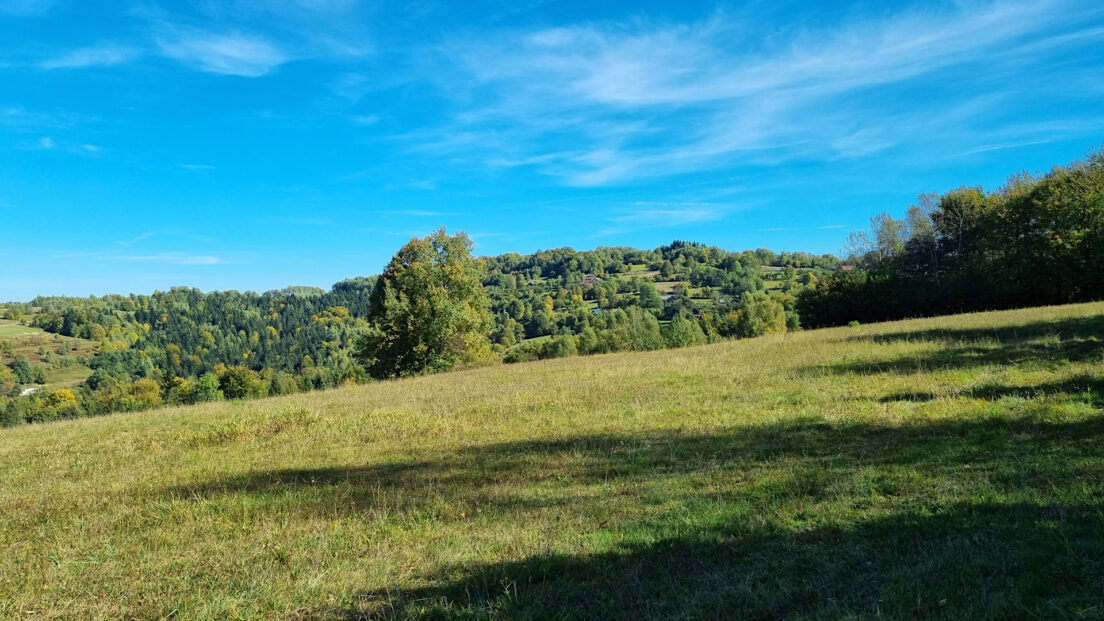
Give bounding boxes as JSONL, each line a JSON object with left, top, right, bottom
{"left": 41, "top": 364, "right": 94, "bottom": 388}
{"left": 0, "top": 320, "right": 96, "bottom": 391}
{"left": 653, "top": 281, "right": 680, "bottom": 294}
{"left": 762, "top": 279, "right": 787, "bottom": 290}
{"left": 3, "top": 303, "right": 1104, "bottom": 619}
{"left": 0, "top": 323, "right": 37, "bottom": 336}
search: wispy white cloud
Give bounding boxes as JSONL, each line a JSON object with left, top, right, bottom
{"left": 290, "top": 0, "right": 363, "bottom": 11}
{"left": 28, "top": 2, "right": 371, "bottom": 77}
{"left": 610, "top": 208, "right": 724, "bottom": 224}
{"left": 41, "top": 44, "right": 139, "bottom": 70}
{"left": 51, "top": 250, "right": 227, "bottom": 265}
{"left": 134, "top": 1, "right": 370, "bottom": 79}
{"left": 0, "top": 0, "right": 53, "bottom": 16}
{"left": 360, "top": 226, "right": 438, "bottom": 238}
{"left": 597, "top": 201, "right": 735, "bottom": 236}
{"left": 116, "top": 232, "right": 155, "bottom": 246}
{"left": 372, "top": 209, "right": 447, "bottom": 217}
{"left": 332, "top": 73, "right": 372, "bottom": 100}
{"left": 272, "top": 215, "right": 334, "bottom": 226}
{"left": 121, "top": 253, "right": 224, "bottom": 265}
{"left": 963, "top": 139, "right": 1054, "bottom": 155}
{"left": 17, "top": 135, "right": 103, "bottom": 155}
{"left": 469, "top": 2, "right": 1074, "bottom": 108}
{"left": 415, "top": 0, "right": 1102, "bottom": 186}
{"left": 157, "top": 29, "right": 287, "bottom": 76}
{"left": 0, "top": 107, "right": 92, "bottom": 130}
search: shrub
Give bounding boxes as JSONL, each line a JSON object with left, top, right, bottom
{"left": 217, "top": 366, "right": 266, "bottom": 400}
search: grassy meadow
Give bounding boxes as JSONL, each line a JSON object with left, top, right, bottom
{"left": 2, "top": 302, "right": 1104, "bottom": 619}
{"left": 0, "top": 319, "right": 96, "bottom": 392}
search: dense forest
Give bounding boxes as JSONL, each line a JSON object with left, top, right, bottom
{"left": 3, "top": 149, "right": 1101, "bottom": 427}
{"left": 0, "top": 242, "right": 838, "bottom": 426}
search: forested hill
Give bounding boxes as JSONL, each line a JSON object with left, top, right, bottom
{"left": 4, "top": 147, "right": 1100, "bottom": 427}
{"left": 1, "top": 243, "right": 838, "bottom": 425}
{"left": 30, "top": 279, "right": 377, "bottom": 388}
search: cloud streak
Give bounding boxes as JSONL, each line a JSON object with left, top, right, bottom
{"left": 42, "top": 44, "right": 139, "bottom": 69}
{"left": 418, "top": 0, "right": 1104, "bottom": 186}
{"left": 51, "top": 251, "right": 227, "bottom": 265}
{"left": 0, "top": 0, "right": 52, "bottom": 16}
{"left": 596, "top": 201, "right": 738, "bottom": 236}
{"left": 156, "top": 29, "right": 287, "bottom": 77}
{"left": 123, "top": 1, "right": 371, "bottom": 78}
{"left": 121, "top": 253, "right": 224, "bottom": 265}
{"left": 17, "top": 135, "right": 103, "bottom": 155}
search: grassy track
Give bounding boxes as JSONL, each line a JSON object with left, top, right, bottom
{"left": 2, "top": 303, "right": 1104, "bottom": 619}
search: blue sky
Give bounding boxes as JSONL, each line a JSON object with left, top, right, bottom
{"left": 2, "top": 0, "right": 1102, "bottom": 300}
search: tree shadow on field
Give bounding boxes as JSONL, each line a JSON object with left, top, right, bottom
{"left": 158, "top": 415, "right": 1104, "bottom": 619}
{"left": 335, "top": 501, "right": 1104, "bottom": 620}
{"left": 880, "top": 373, "right": 1104, "bottom": 406}
{"left": 161, "top": 417, "right": 1104, "bottom": 518}
{"left": 814, "top": 314, "right": 1104, "bottom": 377}
{"left": 859, "top": 314, "right": 1104, "bottom": 347}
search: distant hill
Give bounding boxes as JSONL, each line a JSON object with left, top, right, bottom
{"left": 2, "top": 243, "right": 837, "bottom": 425}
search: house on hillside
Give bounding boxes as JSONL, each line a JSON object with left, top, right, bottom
{"left": 582, "top": 276, "right": 603, "bottom": 286}
{"left": 840, "top": 265, "right": 855, "bottom": 272}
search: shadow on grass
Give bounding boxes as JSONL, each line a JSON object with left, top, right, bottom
{"left": 337, "top": 501, "right": 1104, "bottom": 620}
{"left": 162, "top": 417, "right": 1104, "bottom": 513}
{"left": 861, "top": 313, "right": 1104, "bottom": 346}
{"left": 159, "top": 414, "right": 1104, "bottom": 619}
{"left": 815, "top": 314, "right": 1104, "bottom": 376}
{"left": 881, "top": 373, "right": 1104, "bottom": 406}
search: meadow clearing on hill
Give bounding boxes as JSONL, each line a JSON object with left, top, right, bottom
{"left": 0, "top": 319, "right": 96, "bottom": 393}
{"left": 2, "top": 302, "right": 1103, "bottom": 619}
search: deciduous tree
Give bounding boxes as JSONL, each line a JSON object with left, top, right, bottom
{"left": 356, "top": 228, "right": 493, "bottom": 379}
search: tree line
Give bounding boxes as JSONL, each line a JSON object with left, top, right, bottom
{"left": 3, "top": 236, "right": 838, "bottom": 425}
{"left": 798, "top": 148, "right": 1104, "bottom": 327}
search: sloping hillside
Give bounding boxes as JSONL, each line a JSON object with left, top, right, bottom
{"left": 2, "top": 303, "right": 1103, "bottom": 619}
{"left": 0, "top": 319, "right": 96, "bottom": 394}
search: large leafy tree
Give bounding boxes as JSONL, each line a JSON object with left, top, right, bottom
{"left": 356, "top": 228, "right": 493, "bottom": 379}
{"left": 637, "top": 281, "right": 663, "bottom": 311}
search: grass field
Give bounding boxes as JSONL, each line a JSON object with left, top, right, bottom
{"left": 2, "top": 303, "right": 1104, "bottom": 619}
{"left": 0, "top": 320, "right": 96, "bottom": 391}
{"left": 0, "top": 324, "right": 38, "bottom": 336}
